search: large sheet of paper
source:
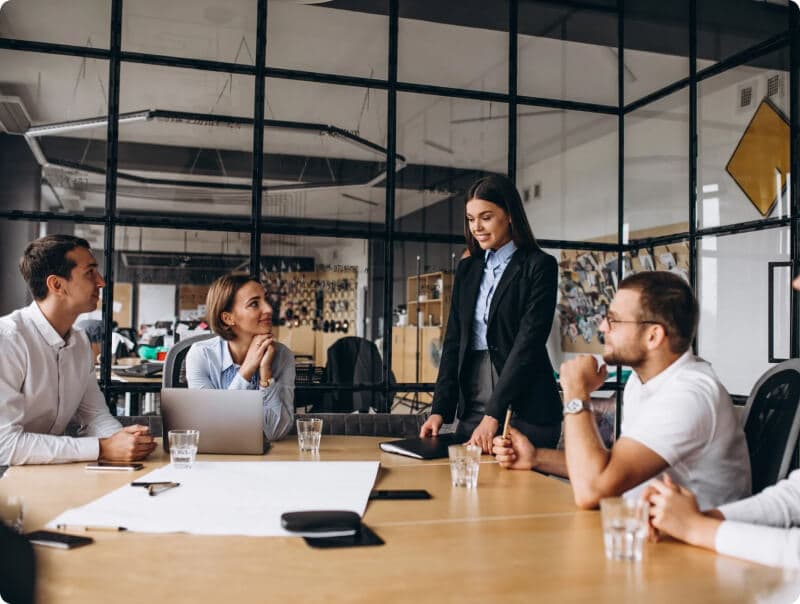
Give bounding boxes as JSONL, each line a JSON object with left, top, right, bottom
{"left": 48, "top": 461, "right": 379, "bottom": 536}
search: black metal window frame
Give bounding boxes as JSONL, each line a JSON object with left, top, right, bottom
{"left": 0, "top": 0, "right": 797, "bottom": 408}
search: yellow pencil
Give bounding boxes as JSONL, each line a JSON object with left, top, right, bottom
{"left": 501, "top": 408, "right": 512, "bottom": 440}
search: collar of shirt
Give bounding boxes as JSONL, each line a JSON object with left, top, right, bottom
{"left": 633, "top": 349, "right": 695, "bottom": 394}
{"left": 484, "top": 239, "right": 516, "bottom": 269}
{"left": 219, "top": 338, "right": 237, "bottom": 372}
{"left": 24, "top": 301, "right": 73, "bottom": 350}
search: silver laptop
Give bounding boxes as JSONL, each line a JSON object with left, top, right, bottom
{"left": 160, "top": 388, "right": 269, "bottom": 455}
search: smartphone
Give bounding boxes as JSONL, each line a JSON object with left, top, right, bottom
{"left": 26, "top": 530, "right": 94, "bottom": 550}
{"left": 369, "top": 489, "right": 432, "bottom": 500}
{"left": 85, "top": 461, "right": 144, "bottom": 471}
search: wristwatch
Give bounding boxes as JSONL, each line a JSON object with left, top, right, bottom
{"left": 260, "top": 377, "right": 274, "bottom": 388}
{"left": 563, "top": 398, "right": 591, "bottom": 416}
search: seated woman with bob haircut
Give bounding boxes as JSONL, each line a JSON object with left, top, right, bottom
{"left": 185, "top": 274, "right": 295, "bottom": 441}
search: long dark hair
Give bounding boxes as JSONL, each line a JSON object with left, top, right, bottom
{"left": 464, "top": 174, "right": 539, "bottom": 257}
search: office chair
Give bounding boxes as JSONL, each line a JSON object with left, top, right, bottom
{"left": 313, "top": 337, "right": 395, "bottom": 413}
{"left": 741, "top": 359, "right": 800, "bottom": 494}
{"left": 162, "top": 333, "right": 214, "bottom": 389}
{"left": 289, "top": 413, "right": 424, "bottom": 438}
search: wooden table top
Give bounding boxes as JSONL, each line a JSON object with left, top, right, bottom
{"left": 1, "top": 436, "right": 796, "bottom": 603}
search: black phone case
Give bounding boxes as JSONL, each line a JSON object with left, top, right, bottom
{"left": 304, "top": 524, "right": 384, "bottom": 549}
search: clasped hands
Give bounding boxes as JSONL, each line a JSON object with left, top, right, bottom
{"left": 238, "top": 333, "right": 276, "bottom": 383}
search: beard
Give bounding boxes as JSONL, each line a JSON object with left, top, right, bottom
{"left": 602, "top": 343, "right": 646, "bottom": 368}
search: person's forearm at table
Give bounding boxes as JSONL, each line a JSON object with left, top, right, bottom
{"left": 530, "top": 447, "right": 569, "bottom": 477}
{"left": 562, "top": 411, "right": 612, "bottom": 507}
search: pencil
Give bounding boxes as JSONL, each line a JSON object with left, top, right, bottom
{"left": 56, "top": 524, "right": 127, "bottom": 532}
{"left": 501, "top": 408, "right": 512, "bottom": 440}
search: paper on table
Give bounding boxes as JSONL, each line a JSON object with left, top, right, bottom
{"left": 47, "top": 461, "right": 379, "bottom": 537}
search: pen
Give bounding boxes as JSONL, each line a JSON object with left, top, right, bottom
{"left": 131, "top": 481, "right": 175, "bottom": 487}
{"left": 501, "top": 408, "right": 512, "bottom": 440}
{"left": 56, "top": 524, "right": 127, "bottom": 532}
{"left": 147, "top": 482, "right": 179, "bottom": 496}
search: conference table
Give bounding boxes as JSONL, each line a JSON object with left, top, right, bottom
{"left": 1, "top": 436, "right": 797, "bottom": 603}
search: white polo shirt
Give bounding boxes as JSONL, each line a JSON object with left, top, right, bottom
{"left": 0, "top": 302, "right": 122, "bottom": 465}
{"left": 621, "top": 351, "right": 751, "bottom": 509}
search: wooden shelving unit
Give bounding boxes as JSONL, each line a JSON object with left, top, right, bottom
{"left": 392, "top": 271, "right": 453, "bottom": 412}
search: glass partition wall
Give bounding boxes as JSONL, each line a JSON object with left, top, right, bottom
{"left": 0, "top": 1, "right": 796, "bottom": 418}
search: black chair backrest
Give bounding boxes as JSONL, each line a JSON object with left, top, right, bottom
{"left": 289, "top": 413, "right": 424, "bottom": 438}
{"left": 162, "top": 333, "right": 214, "bottom": 389}
{"left": 317, "top": 337, "right": 394, "bottom": 413}
{"left": 741, "top": 359, "right": 800, "bottom": 494}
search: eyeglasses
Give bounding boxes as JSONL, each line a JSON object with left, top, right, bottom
{"left": 602, "top": 314, "right": 662, "bottom": 331}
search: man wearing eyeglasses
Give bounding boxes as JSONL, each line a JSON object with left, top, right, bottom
{"left": 493, "top": 271, "right": 750, "bottom": 510}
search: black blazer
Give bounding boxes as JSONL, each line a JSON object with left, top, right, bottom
{"left": 431, "top": 247, "right": 562, "bottom": 426}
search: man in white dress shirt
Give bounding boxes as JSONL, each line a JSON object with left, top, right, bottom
{"left": 0, "top": 235, "right": 156, "bottom": 465}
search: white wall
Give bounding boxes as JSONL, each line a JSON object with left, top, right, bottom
{"left": 138, "top": 284, "right": 176, "bottom": 325}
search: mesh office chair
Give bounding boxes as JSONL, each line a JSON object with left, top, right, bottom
{"left": 162, "top": 333, "right": 214, "bottom": 389}
{"left": 289, "top": 413, "right": 424, "bottom": 438}
{"left": 741, "top": 359, "right": 800, "bottom": 494}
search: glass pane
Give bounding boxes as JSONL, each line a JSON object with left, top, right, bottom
{"left": 697, "top": 227, "right": 790, "bottom": 396}
{"left": 547, "top": 246, "right": 620, "bottom": 369}
{"left": 399, "top": 1, "right": 508, "bottom": 92}
{"left": 262, "top": 79, "right": 387, "bottom": 226}
{"left": 267, "top": 0, "right": 388, "bottom": 79}
{"left": 518, "top": 109, "right": 618, "bottom": 241}
{"left": 698, "top": 0, "right": 791, "bottom": 68}
{"left": 624, "top": 89, "right": 690, "bottom": 240}
{"left": 698, "top": 48, "right": 790, "bottom": 229}
{"left": 114, "top": 226, "right": 250, "bottom": 331}
{"left": 0, "top": 50, "right": 108, "bottom": 215}
{"left": 0, "top": 218, "right": 54, "bottom": 315}
{"left": 0, "top": 0, "right": 110, "bottom": 48}
{"left": 260, "top": 234, "right": 386, "bottom": 395}
{"left": 122, "top": 0, "right": 257, "bottom": 64}
{"left": 391, "top": 241, "right": 464, "bottom": 396}
{"left": 518, "top": 1, "right": 618, "bottom": 106}
{"left": 623, "top": 0, "right": 690, "bottom": 105}
{"left": 117, "top": 63, "right": 254, "bottom": 218}
{"left": 395, "top": 92, "right": 508, "bottom": 235}
{"left": 391, "top": 390, "right": 434, "bottom": 415}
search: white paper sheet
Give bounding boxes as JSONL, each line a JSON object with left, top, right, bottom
{"left": 48, "top": 461, "right": 379, "bottom": 536}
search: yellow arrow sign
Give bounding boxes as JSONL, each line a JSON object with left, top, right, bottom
{"left": 725, "top": 98, "right": 790, "bottom": 217}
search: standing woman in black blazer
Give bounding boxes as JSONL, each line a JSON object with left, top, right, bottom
{"left": 420, "top": 174, "right": 562, "bottom": 453}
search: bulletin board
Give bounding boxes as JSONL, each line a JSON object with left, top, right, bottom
{"left": 558, "top": 234, "right": 690, "bottom": 354}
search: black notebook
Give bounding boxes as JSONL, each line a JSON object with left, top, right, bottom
{"left": 379, "top": 434, "right": 467, "bottom": 460}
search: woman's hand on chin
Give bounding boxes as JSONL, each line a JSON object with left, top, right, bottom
{"left": 239, "top": 334, "right": 270, "bottom": 381}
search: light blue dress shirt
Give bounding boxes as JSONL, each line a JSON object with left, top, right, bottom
{"left": 185, "top": 336, "right": 295, "bottom": 441}
{"left": 471, "top": 239, "right": 517, "bottom": 351}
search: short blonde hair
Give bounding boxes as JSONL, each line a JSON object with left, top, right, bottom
{"left": 206, "top": 274, "right": 260, "bottom": 341}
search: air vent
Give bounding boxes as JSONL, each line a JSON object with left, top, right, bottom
{"left": 740, "top": 86, "right": 753, "bottom": 109}
{"left": 767, "top": 74, "right": 784, "bottom": 99}
{"left": 0, "top": 95, "right": 32, "bottom": 134}
{"left": 121, "top": 252, "right": 248, "bottom": 271}
{"left": 736, "top": 81, "right": 758, "bottom": 113}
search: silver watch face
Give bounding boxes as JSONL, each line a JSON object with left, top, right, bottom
{"left": 565, "top": 399, "right": 586, "bottom": 414}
